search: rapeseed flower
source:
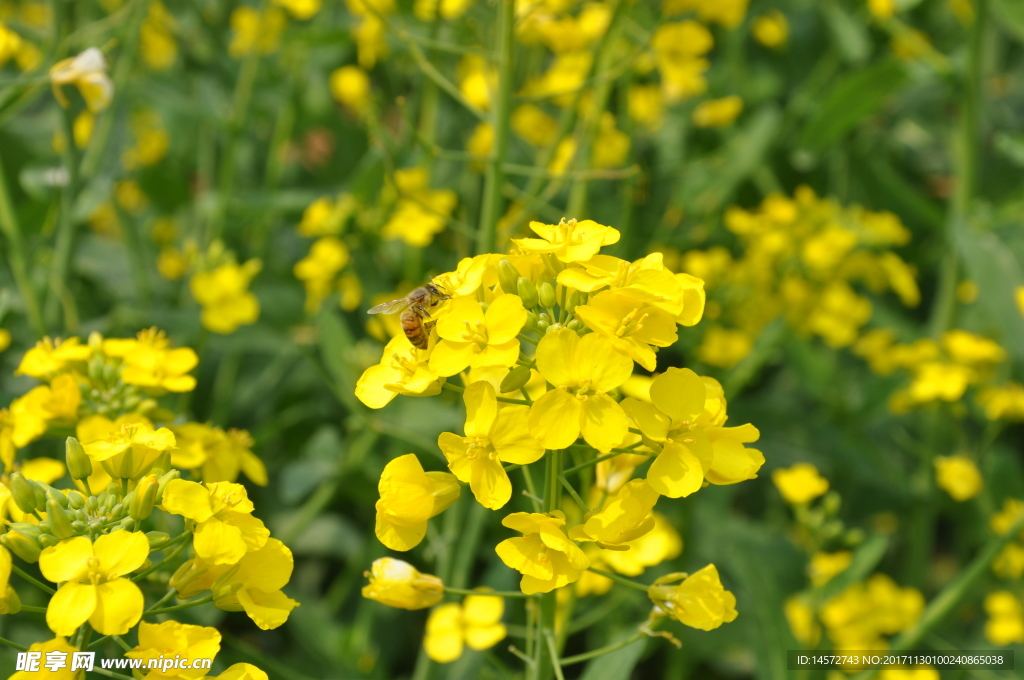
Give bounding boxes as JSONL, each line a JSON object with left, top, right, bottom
{"left": 772, "top": 463, "right": 829, "bottom": 505}
{"left": 208, "top": 539, "right": 299, "bottom": 630}
{"left": 753, "top": 11, "right": 788, "bottom": 48}
{"left": 984, "top": 591, "right": 1024, "bottom": 645}
{"left": 513, "top": 218, "right": 620, "bottom": 264}
{"left": 190, "top": 260, "right": 261, "bottom": 334}
{"left": 125, "top": 621, "right": 222, "bottom": 678}
{"left": 574, "top": 291, "right": 678, "bottom": 370}
{"left": 356, "top": 335, "right": 442, "bottom": 408}
{"left": 104, "top": 327, "right": 198, "bottom": 393}
{"left": 934, "top": 455, "right": 982, "bottom": 501}
{"left": 229, "top": 7, "right": 286, "bottom": 57}
{"left": 329, "top": 65, "right": 371, "bottom": 115}
{"left": 529, "top": 329, "right": 632, "bottom": 452}
{"left": 375, "top": 453, "right": 460, "bottom": 550}
{"left": 569, "top": 479, "right": 659, "bottom": 548}
{"left": 79, "top": 417, "right": 176, "bottom": 480}
{"left": 692, "top": 96, "right": 743, "bottom": 128}
{"left": 294, "top": 237, "right": 350, "bottom": 314}
{"left": 808, "top": 551, "right": 852, "bottom": 586}
{"left": 429, "top": 295, "right": 527, "bottom": 377}
{"left": 161, "top": 480, "right": 270, "bottom": 565}
{"left": 40, "top": 531, "right": 149, "bottom": 636}
{"left": 648, "top": 564, "right": 738, "bottom": 631}
{"left": 8, "top": 637, "right": 80, "bottom": 680}
{"left": 576, "top": 513, "right": 682, "bottom": 596}
{"left": 496, "top": 511, "right": 589, "bottom": 594}
{"left": 438, "top": 382, "right": 543, "bottom": 509}
{"left": 381, "top": 168, "right": 457, "bottom": 247}
{"left": 362, "top": 557, "right": 444, "bottom": 610}
{"left": 50, "top": 47, "right": 113, "bottom": 113}
{"left": 423, "top": 592, "right": 506, "bottom": 663}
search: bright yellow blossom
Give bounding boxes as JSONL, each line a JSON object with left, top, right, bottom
{"left": 229, "top": 6, "right": 286, "bottom": 57}
{"left": 821, "top": 574, "right": 923, "bottom": 647}
{"left": 772, "top": 463, "right": 829, "bottom": 505}
{"left": 16, "top": 336, "right": 91, "bottom": 379}
{"left": 375, "top": 454, "right": 460, "bottom": 551}
{"left": 514, "top": 218, "right": 620, "bottom": 263}
{"left": 753, "top": 11, "right": 788, "bottom": 48}
{"left": 40, "top": 531, "right": 149, "bottom": 636}
{"left": 139, "top": 3, "right": 177, "bottom": 70}
{"left": 529, "top": 329, "right": 632, "bottom": 452}
{"left": 984, "top": 591, "right": 1024, "bottom": 645}
{"left": 356, "top": 335, "right": 443, "bottom": 408}
{"left": 329, "top": 65, "right": 371, "bottom": 115}
{"left": 424, "top": 592, "right": 506, "bottom": 663}
{"left": 8, "top": 637, "right": 81, "bottom": 680}
{"left": 575, "top": 291, "right": 679, "bottom": 370}
{"left": 430, "top": 295, "right": 526, "bottom": 377}
{"left": 274, "top": 0, "right": 321, "bottom": 20}
{"left": 190, "top": 260, "right": 261, "bottom": 334}
{"left": 362, "top": 557, "right": 444, "bottom": 610}
{"left": 209, "top": 665, "right": 269, "bottom": 680}
{"left": 496, "top": 511, "right": 590, "bottom": 594}
{"left": 692, "top": 96, "right": 743, "bottom": 128}
{"left": 209, "top": 538, "right": 299, "bottom": 630}
{"left": 648, "top": 564, "right": 738, "bottom": 631}
{"left": 569, "top": 479, "right": 659, "bottom": 548}
{"left": 577, "top": 513, "right": 682, "bottom": 596}
{"left": 438, "top": 382, "right": 543, "bottom": 510}
{"left": 161, "top": 479, "right": 270, "bottom": 565}
{"left": 79, "top": 416, "right": 175, "bottom": 480}
{"left": 125, "top": 621, "right": 222, "bottom": 679}
{"left": 784, "top": 596, "right": 821, "bottom": 645}
{"left": 294, "top": 237, "right": 350, "bottom": 314}
{"left": 381, "top": 167, "right": 457, "bottom": 247}
{"left": 934, "top": 455, "right": 982, "bottom": 501}
{"left": 104, "top": 327, "right": 198, "bottom": 392}
{"left": 809, "top": 551, "right": 852, "bottom": 586}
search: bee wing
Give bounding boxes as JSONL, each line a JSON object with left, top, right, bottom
{"left": 367, "top": 297, "right": 412, "bottom": 315}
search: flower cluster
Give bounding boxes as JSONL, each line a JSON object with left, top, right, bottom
{"left": 0, "top": 329, "right": 296, "bottom": 674}
{"left": 356, "top": 218, "right": 758, "bottom": 662}
{"left": 684, "top": 187, "right": 919, "bottom": 368}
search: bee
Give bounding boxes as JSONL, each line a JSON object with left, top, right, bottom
{"left": 367, "top": 281, "right": 451, "bottom": 349}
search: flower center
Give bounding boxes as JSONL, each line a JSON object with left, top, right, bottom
{"left": 460, "top": 320, "right": 489, "bottom": 349}
{"left": 463, "top": 436, "right": 496, "bottom": 460}
{"left": 390, "top": 354, "right": 417, "bottom": 377}
{"left": 572, "top": 378, "right": 594, "bottom": 400}
{"left": 615, "top": 309, "right": 648, "bottom": 337}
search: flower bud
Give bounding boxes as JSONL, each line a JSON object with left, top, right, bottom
{"left": 170, "top": 558, "right": 209, "bottom": 598}
{"left": 146, "top": 531, "right": 171, "bottom": 550}
{"left": 648, "top": 565, "right": 738, "bottom": 631}
{"left": 0, "top": 585, "right": 21, "bottom": 615}
{"left": 1, "top": 526, "right": 43, "bottom": 562}
{"left": 67, "top": 491, "right": 87, "bottom": 510}
{"left": 38, "top": 534, "right": 60, "bottom": 548}
{"left": 517, "top": 277, "right": 539, "bottom": 309}
{"left": 567, "top": 319, "right": 584, "bottom": 332}
{"left": 538, "top": 281, "right": 557, "bottom": 309}
{"left": 66, "top": 437, "right": 93, "bottom": 480}
{"left": 361, "top": 557, "right": 444, "bottom": 610}
{"left": 522, "top": 311, "right": 539, "bottom": 333}
{"left": 565, "top": 290, "right": 582, "bottom": 314}
{"left": 148, "top": 450, "right": 172, "bottom": 476}
{"left": 501, "top": 365, "right": 533, "bottom": 394}
{"left": 10, "top": 473, "right": 44, "bottom": 514}
{"left": 45, "top": 498, "right": 76, "bottom": 540}
{"left": 109, "top": 503, "right": 124, "bottom": 518}
{"left": 154, "top": 469, "right": 181, "bottom": 506}
{"left": 498, "top": 259, "right": 522, "bottom": 295}
{"left": 87, "top": 353, "right": 106, "bottom": 384}
{"left": 46, "top": 487, "right": 69, "bottom": 510}
{"left": 129, "top": 475, "right": 159, "bottom": 521}
{"left": 536, "top": 318, "right": 550, "bottom": 332}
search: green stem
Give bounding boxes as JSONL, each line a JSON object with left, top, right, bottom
{"left": 131, "top": 531, "right": 191, "bottom": 582}
{"left": 477, "top": 0, "right": 515, "bottom": 255}
{"left": 145, "top": 594, "right": 213, "bottom": 615}
{"left": 450, "top": 501, "right": 488, "bottom": 589}
{"left": 559, "top": 631, "right": 644, "bottom": 666}
{"left": 545, "top": 631, "right": 566, "bottom": 680}
{"left": 18, "top": 604, "right": 46, "bottom": 612}
{"left": 12, "top": 564, "right": 56, "bottom": 594}
{"left": 0, "top": 635, "right": 28, "bottom": 652}
{"left": 45, "top": 105, "right": 83, "bottom": 329}
{"left": 0, "top": 152, "right": 45, "bottom": 335}
{"left": 586, "top": 568, "right": 649, "bottom": 593}
{"left": 559, "top": 474, "right": 589, "bottom": 512}
{"left": 444, "top": 586, "right": 536, "bottom": 599}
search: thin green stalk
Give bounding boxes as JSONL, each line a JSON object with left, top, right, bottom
{"left": 444, "top": 586, "right": 536, "bottom": 599}
{"left": 559, "top": 474, "right": 589, "bottom": 512}
{"left": 0, "top": 636, "right": 28, "bottom": 652}
{"left": 477, "top": 0, "right": 515, "bottom": 255}
{"left": 450, "top": 501, "right": 487, "bottom": 589}
{"left": 587, "top": 568, "right": 649, "bottom": 593}
{"left": 18, "top": 604, "right": 46, "bottom": 613}
{"left": 559, "top": 631, "right": 644, "bottom": 666}
{"left": 45, "top": 105, "right": 83, "bottom": 329}
{"left": 145, "top": 594, "right": 213, "bottom": 616}
{"left": 12, "top": 564, "right": 56, "bottom": 594}
{"left": 132, "top": 531, "right": 191, "bottom": 582}
{"left": 0, "top": 152, "right": 45, "bottom": 335}
{"left": 545, "top": 631, "right": 566, "bottom": 680}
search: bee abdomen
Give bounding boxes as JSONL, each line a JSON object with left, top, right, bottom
{"left": 401, "top": 311, "right": 429, "bottom": 349}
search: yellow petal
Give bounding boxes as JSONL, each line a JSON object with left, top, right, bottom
{"left": 650, "top": 368, "right": 706, "bottom": 424}
{"left": 491, "top": 406, "right": 544, "bottom": 465}
{"left": 161, "top": 479, "right": 214, "bottom": 522}
{"left": 90, "top": 578, "right": 144, "bottom": 635}
{"left": 528, "top": 388, "right": 582, "bottom": 450}
{"left": 94, "top": 530, "right": 150, "bottom": 577}
{"left": 194, "top": 518, "right": 248, "bottom": 565}
{"left": 464, "top": 381, "right": 498, "bottom": 438}
{"left": 535, "top": 329, "right": 579, "bottom": 387}
{"left": 436, "top": 297, "right": 484, "bottom": 339}
{"left": 429, "top": 340, "right": 476, "bottom": 377}
{"left": 39, "top": 536, "right": 93, "bottom": 583}
{"left": 375, "top": 502, "right": 428, "bottom": 551}
{"left": 484, "top": 294, "right": 527, "bottom": 343}
{"left": 465, "top": 622, "right": 507, "bottom": 651}
{"left": 470, "top": 457, "right": 512, "bottom": 510}
{"left": 575, "top": 333, "right": 632, "bottom": 392}
{"left": 424, "top": 603, "right": 464, "bottom": 663}
{"left": 580, "top": 393, "right": 628, "bottom": 453}
{"left": 47, "top": 582, "right": 96, "bottom": 636}
{"left": 647, "top": 442, "right": 704, "bottom": 498}
{"left": 235, "top": 587, "right": 299, "bottom": 630}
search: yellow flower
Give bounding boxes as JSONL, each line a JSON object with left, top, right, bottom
{"left": 869, "top": 0, "right": 896, "bottom": 20}
{"left": 575, "top": 291, "right": 679, "bottom": 370}
{"left": 458, "top": 55, "right": 496, "bottom": 111}
{"left": 274, "top": 0, "right": 321, "bottom": 20}
{"left": 190, "top": 260, "right": 261, "bottom": 334}
{"left": 8, "top": 637, "right": 81, "bottom": 680}
{"left": 907, "top": 362, "right": 972, "bottom": 403}
{"left": 39, "top": 531, "right": 148, "bottom": 636}
{"left": 784, "top": 595, "right": 821, "bottom": 645}
{"left": 495, "top": 511, "right": 590, "bottom": 594}
{"left": 648, "top": 564, "right": 738, "bottom": 631}
{"left": 772, "top": 463, "right": 829, "bottom": 505}
{"left": 294, "top": 237, "right": 350, "bottom": 314}
{"left": 122, "top": 109, "right": 170, "bottom": 168}
{"left": 753, "top": 10, "right": 788, "bottom": 48}
{"left": 209, "top": 665, "right": 268, "bottom": 680}
{"left": 438, "top": 382, "right": 542, "bottom": 510}
{"left": 577, "top": 512, "right": 682, "bottom": 596}
{"left": 298, "top": 194, "right": 354, "bottom": 236}
{"left": 628, "top": 84, "right": 665, "bottom": 130}
{"left": 692, "top": 96, "right": 743, "bottom": 128}
{"left": 79, "top": 416, "right": 175, "bottom": 480}
{"left": 8, "top": 375, "right": 81, "bottom": 447}
{"left": 934, "top": 455, "right": 982, "bottom": 502}
{"left": 529, "top": 329, "right": 632, "bottom": 452}
{"left": 809, "top": 551, "right": 852, "bottom": 587}
{"left": 229, "top": 6, "right": 286, "bottom": 57}
{"left": 697, "top": 325, "right": 752, "bottom": 368}
{"left": 125, "top": 621, "right": 222, "bottom": 679}
{"left": 821, "top": 574, "right": 923, "bottom": 646}
{"left": 208, "top": 538, "right": 299, "bottom": 630}
{"left": 513, "top": 218, "right": 620, "bottom": 264}
{"left": 511, "top": 104, "right": 557, "bottom": 147}
{"left": 105, "top": 327, "right": 198, "bottom": 392}
{"left": 978, "top": 383, "right": 1024, "bottom": 421}
{"left": 16, "top": 336, "right": 91, "bottom": 379}
{"left": 356, "top": 335, "right": 443, "bottom": 408}
{"left": 161, "top": 479, "right": 270, "bottom": 565}
{"left": 139, "top": 2, "right": 177, "bottom": 70}
{"left": 375, "top": 454, "right": 460, "bottom": 551}
{"left": 984, "top": 591, "right": 1024, "bottom": 645}
{"left": 381, "top": 168, "right": 457, "bottom": 247}
{"left": 50, "top": 47, "right": 113, "bottom": 113}
{"left": 171, "top": 424, "right": 268, "bottom": 486}
{"left": 569, "top": 479, "right": 659, "bottom": 548}
{"left": 1016, "top": 286, "right": 1024, "bottom": 316}
{"left": 362, "top": 557, "right": 444, "bottom": 610}
{"left": 429, "top": 295, "right": 527, "bottom": 377}
{"left": 424, "top": 592, "right": 506, "bottom": 663}
{"left": 329, "top": 65, "right": 370, "bottom": 114}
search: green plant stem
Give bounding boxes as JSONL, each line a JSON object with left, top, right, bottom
{"left": 45, "top": 105, "right": 83, "bottom": 330}
{"left": 587, "top": 568, "right": 649, "bottom": 593}
{"left": 0, "top": 152, "right": 45, "bottom": 335}
{"left": 131, "top": 531, "right": 191, "bottom": 582}
{"left": 12, "top": 564, "right": 56, "bottom": 594}
{"left": 145, "top": 594, "right": 213, "bottom": 616}
{"left": 558, "top": 474, "right": 589, "bottom": 512}
{"left": 559, "top": 631, "right": 645, "bottom": 666}
{"left": 444, "top": 586, "right": 536, "bottom": 599}
{"left": 0, "top": 636, "right": 28, "bottom": 652}
{"left": 477, "top": 0, "right": 515, "bottom": 255}
{"left": 18, "top": 604, "right": 46, "bottom": 613}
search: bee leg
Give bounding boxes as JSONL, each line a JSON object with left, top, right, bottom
{"left": 417, "top": 305, "right": 431, "bottom": 318}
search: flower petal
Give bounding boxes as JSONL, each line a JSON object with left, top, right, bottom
{"left": 580, "top": 393, "right": 628, "bottom": 453}
{"left": 39, "top": 536, "right": 93, "bottom": 584}
{"left": 528, "top": 388, "right": 582, "bottom": 450}
{"left": 484, "top": 294, "right": 527, "bottom": 344}
{"left": 161, "top": 479, "right": 214, "bottom": 523}
{"left": 470, "top": 458, "right": 512, "bottom": 510}
{"left": 90, "top": 578, "right": 144, "bottom": 635}
{"left": 464, "top": 382, "right": 498, "bottom": 438}
{"left": 647, "top": 442, "right": 704, "bottom": 498}
{"left": 47, "top": 582, "right": 96, "bottom": 636}
{"left": 650, "top": 368, "right": 706, "bottom": 424}
{"left": 535, "top": 329, "right": 579, "bottom": 388}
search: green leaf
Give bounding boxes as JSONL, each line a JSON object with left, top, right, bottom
{"left": 798, "top": 59, "right": 907, "bottom": 154}
{"left": 316, "top": 309, "right": 362, "bottom": 412}
{"left": 992, "top": 0, "right": 1024, "bottom": 42}
{"left": 821, "top": 0, "right": 871, "bottom": 64}
{"left": 957, "top": 228, "right": 1024, "bottom": 363}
